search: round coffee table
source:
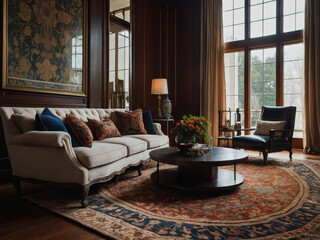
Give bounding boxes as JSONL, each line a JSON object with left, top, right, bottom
{"left": 149, "top": 147, "right": 248, "bottom": 191}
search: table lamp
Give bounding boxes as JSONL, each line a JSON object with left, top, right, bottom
{"left": 151, "top": 78, "right": 168, "bottom": 118}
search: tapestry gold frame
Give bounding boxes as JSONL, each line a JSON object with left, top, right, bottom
{"left": 2, "top": 0, "right": 88, "bottom": 96}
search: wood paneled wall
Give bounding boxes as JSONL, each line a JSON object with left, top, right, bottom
{"left": 131, "top": 0, "right": 168, "bottom": 114}
{"left": 132, "top": 0, "right": 201, "bottom": 119}
{"left": 88, "top": 0, "right": 108, "bottom": 108}
{"left": 168, "top": 0, "right": 201, "bottom": 118}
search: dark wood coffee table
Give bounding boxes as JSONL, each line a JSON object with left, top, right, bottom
{"left": 149, "top": 147, "right": 248, "bottom": 191}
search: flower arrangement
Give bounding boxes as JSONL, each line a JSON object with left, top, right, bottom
{"left": 171, "top": 115, "right": 211, "bottom": 143}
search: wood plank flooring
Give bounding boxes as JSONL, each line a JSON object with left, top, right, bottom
{"left": 0, "top": 149, "right": 319, "bottom": 240}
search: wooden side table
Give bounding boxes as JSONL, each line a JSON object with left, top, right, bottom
{"left": 153, "top": 118, "right": 174, "bottom": 135}
{"left": 153, "top": 118, "right": 174, "bottom": 146}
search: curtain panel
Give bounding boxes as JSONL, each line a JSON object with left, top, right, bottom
{"left": 304, "top": 0, "right": 320, "bottom": 154}
{"left": 200, "top": 0, "right": 226, "bottom": 146}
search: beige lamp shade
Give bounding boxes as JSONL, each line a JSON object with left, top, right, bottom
{"left": 151, "top": 78, "right": 168, "bottom": 95}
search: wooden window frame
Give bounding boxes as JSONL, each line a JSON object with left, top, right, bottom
{"left": 224, "top": 0, "right": 303, "bottom": 145}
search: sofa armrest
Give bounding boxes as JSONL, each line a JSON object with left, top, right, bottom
{"left": 153, "top": 123, "right": 165, "bottom": 136}
{"left": 11, "top": 131, "right": 71, "bottom": 148}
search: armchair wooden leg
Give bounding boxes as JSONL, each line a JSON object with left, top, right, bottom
{"left": 137, "top": 163, "right": 143, "bottom": 176}
{"left": 289, "top": 149, "right": 293, "bottom": 161}
{"left": 262, "top": 150, "right": 268, "bottom": 166}
{"left": 80, "top": 185, "right": 89, "bottom": 208}
{"left": 12, "top": 176, "right": 21, "bottom": 206}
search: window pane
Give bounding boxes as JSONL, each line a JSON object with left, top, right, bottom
{"left": 224, "top": 26, "right": 234, "bottom": 42}
{"left": 234, "top": 0, "right": 244, "bottom": 8}
{"left": 264, "top": 18, "right": 276, "bottom": 36}
{"left": 109, "top": 49, "right": 115, "bottom": 71}
{"left": 284, "top": 0, "right": 295, "bottom": 15}
{"left": 118, "top": 34, "right": 125, "bottom": 48}
{"left": 283, "top": 15, "right": 295, "bottom": 32}
{"left": 283, "top": 43, "right": 304, "bottom": 137}
{"left": 234, "top": 8, "right": 244, "bottom": 24}
{"left": 224, "top": 11, "right": 233, "bottom": 26}
{"left": 223, "top": 0, "right": 233, "bottom": 11}
{"left": 118, "top": 48, "right": 125, "bottom": 70}
{"left": 296, "top": 0, "right": 305, "bottom": 12}
{"left": 109, "top": 33, "right": 115, "bottom": 49}
{"left": 296, "top": 12, "right": 304, "bottom": 30}
{"left": 250, "top": 47, "right": 277, "bottom": 127}
{"left": 251, "top": 5, "right": 263, "bottom": 21}
{"left": 251, "top": 21, "right": 263, "bottom": 38}
{"left": 223, "top": 0, "right": 245, "bottom": 42}
{"left": 264, "top": 1, "right": 276, "bottom": 19}
{"left": 283, "top": 0, "right": 305, "bottom": 33}
{"left": 224, "top": 51, "right": 245, "bottom": 111}
{"left": 234, "top": 24, "right": 245, "bottom": 40}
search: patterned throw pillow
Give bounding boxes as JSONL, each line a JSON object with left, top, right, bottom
{"left": 88, "top": 118, "right": 121, "bottom": 140}
{"left": 66, "top": 114, "right": 93, "bottom": 148}
{"left": 254, "top": 120, "right": 286, "bottom": 137}
{"left": 115, "top": 109, "right": 147, "bottom": 135}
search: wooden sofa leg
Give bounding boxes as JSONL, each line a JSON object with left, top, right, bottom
{"left": 80, "top": 185, "right": 89, "bottom": 208}
{"left": 262, "top": 150, "right": 268, "bottom": 166}
{"left": 289, "top": 149, "right": 293, "bottom": 161}
{"left": 12, "top": 176, "right": 21, "bottom": 206}
{"left": 137, "top": 164, "right": 143, "bottom": 176}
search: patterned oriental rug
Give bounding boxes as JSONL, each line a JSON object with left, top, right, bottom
{"left": 27, "top": 156, "right": 320, "bottom": 240}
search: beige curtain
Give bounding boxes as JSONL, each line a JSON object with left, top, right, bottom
{"left": 200, "top": 0, "right": 226, "bottom": 146}
{"left": 304, "top": 0, "right": 320, "bottom": 154}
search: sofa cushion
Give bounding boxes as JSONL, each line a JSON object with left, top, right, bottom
{"left": 74, "top": 143, "right": 127, "bottom": 169}
{"left": 143, "top": 110, "right": 156, "bottom": 134}
{"left": 126, "top": 134, "right": 168, "bottom": 149}
{"left": 100, "top": 137, "right": 147, "bottom": 155}
{"left": 11, "top": 113, "right": 35, "bottom": 133}
{"left": 88, "top": 118, "right": 121, "bottom": 140}
{"left": 115, "top": 109, "right": 147, "bottom": 135}
{"left": 66, "top": 114, "right": 93, "bottom": 148}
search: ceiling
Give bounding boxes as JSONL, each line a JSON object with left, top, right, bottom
{"left": 110, "top": 0, "right": 130, "bottom": 12}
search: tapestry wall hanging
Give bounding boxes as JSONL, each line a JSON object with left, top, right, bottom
{"left": 2, "top": 0, "right": 87, "bottom": 96}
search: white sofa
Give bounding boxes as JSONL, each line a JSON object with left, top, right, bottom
{"left": 0, "top": 107, "right": 169, "bottom": 207}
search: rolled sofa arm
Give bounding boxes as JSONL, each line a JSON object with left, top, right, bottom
{"left": 153, "top": 123, "right": 165, "bottom": 136}
{"left": 10, "top": 131, "right": 72, "bottom": 148}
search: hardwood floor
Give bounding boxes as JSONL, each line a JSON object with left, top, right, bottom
{"left": 0, "top": 149, "right": 318, "bottom": 240}
{"left": 0, "top": 183, "right": 107, "bottom": 240}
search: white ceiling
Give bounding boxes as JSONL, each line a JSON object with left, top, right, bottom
{"left": 110, "top": 0, "right": 130, "bottom": 12}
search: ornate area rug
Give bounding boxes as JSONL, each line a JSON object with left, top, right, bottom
{"left": 27, "top": 156, "right": 320, "bottom": 239}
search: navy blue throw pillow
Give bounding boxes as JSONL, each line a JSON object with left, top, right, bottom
{"left": 143, "top": 110, "right": 156, "bottom": 134}
{"left": 35, "top": 108, "right": 80, "bottom": 147}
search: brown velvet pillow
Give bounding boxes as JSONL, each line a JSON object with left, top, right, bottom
{"left": 115, "top": 109, "right": 147, "bottom": 135}
{"left": 88, "top": 118, "right": 121, "bottom": 140}
{"left": 254, "top": 120, "right": 286, "bottom": 137}
{"left": 66, "top": 114, "right": 93, "bottom": 148}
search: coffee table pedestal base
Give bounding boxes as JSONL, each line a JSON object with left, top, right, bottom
{"left": 151, "top": 167, "right": 244, "bottom": 191}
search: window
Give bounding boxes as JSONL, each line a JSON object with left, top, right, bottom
{"left": 223, "top": 0, "right": 305, "bottom": 139}
{"left": 109, "top": 24, "right": 130, "bottom": 109}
